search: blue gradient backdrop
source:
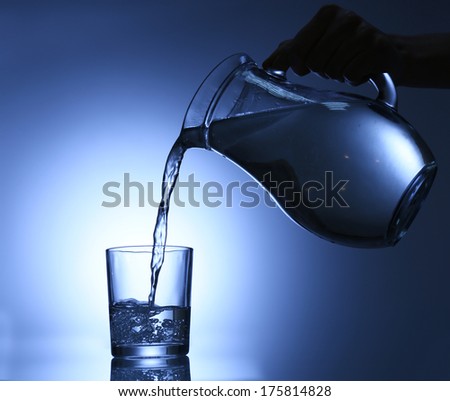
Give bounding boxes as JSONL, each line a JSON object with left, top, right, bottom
{"left": 1, "top": 0, "right": 450, "bottom": 380}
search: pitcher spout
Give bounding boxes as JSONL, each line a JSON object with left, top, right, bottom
{"left": 181, "top": 53, "right": 256, "bottom": 150}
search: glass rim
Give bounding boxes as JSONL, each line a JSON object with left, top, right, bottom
{"left": 106, "top": 245, "right": 193, "bottom": 254}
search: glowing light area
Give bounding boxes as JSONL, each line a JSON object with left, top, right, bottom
{"left": 322, "top": 101, "right": 350, "bottom": 111}
{"left": 2, "top": 62, "right": 318, "bottom": 377}
{"left": 378, "top": 121, "right": 427, "bottom": 183}
{"left": 1, "top": 62, "right": 194, "bottom": 374}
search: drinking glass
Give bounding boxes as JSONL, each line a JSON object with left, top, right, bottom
{"left": 106, "top": 245, "right": 193, "bottom": 357}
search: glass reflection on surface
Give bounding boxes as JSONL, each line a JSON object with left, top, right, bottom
{"left": 111, "top": 356, "right": 190, "bottom": 381}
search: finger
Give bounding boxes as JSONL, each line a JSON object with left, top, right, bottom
{"left": 263, "top": 41, "right": 310, "bottom": 76}
{"left": 304, "top": 33, "right": 344, "bottom": 76}
{"left": 322, "top": 23, "right": 381, "bottom": 81}
{"left": 323, "top": 38, "right": 368, "bottom": 81}
{"left": 263, "top": 40, "right": 292, "bottom": 70}
{"left": 321, "top": 44, "right": 352, "bottom": 81}
{"left": 290, "top": 5, "right": 341, "bottom": 66}
{"left": 343, "top": 51, "right": 374, "bottom": 85}
{"left": 305, "top": 10, "right": 365, "bottom": 76}
{"left": 289, "top": 58, "right": 310, "bottom": 76}
{"left": 274, "top": 5, "right": 344, "bottom": 76}
{"left": 270, "top": 51, "right": 292, "bottom": 72}
{"left": 341, "top": 34, "right": 398, "bottom": 85}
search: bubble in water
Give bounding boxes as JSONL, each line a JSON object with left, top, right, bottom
{"left": 110, "top": 302, "right": 190, "bottom": 347}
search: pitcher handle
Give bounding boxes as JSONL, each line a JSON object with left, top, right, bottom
{"left": 369, "top": 73, "right": 398, "bottom": 109}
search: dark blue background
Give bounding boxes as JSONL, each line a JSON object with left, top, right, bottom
{"left": 1, "top": 0, "right": 449, "bottom": 380}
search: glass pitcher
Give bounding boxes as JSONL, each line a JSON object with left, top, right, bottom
{"left": 178, "top": 53, "right": 437, "bottom": 248}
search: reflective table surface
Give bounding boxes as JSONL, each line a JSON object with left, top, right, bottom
{"left": 0, "top": 337, "right": 262, "bottom": 381}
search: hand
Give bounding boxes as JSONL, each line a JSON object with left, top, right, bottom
{"left": 263, "top": 4, "right": 403, "bottom": 85}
